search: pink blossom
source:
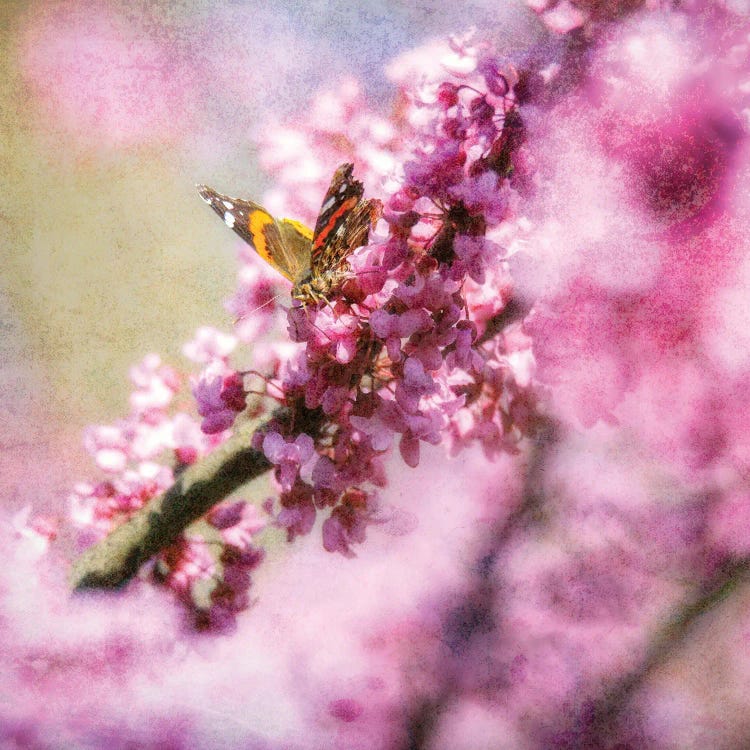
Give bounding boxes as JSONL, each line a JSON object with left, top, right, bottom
{"left": 262, "top": 432, "right": 315, "bottom": 492}
{"left": 451, "top": 235, "right": 499, "bottom": 284}
{"left": 129, "top": 354, "right": 181, "bottom": 415}
{"left": 204, "top": 545, "right": 265, "bottom": 632}
{"left": 395, "top": 356, "right": 438, "bottom": 413}
{"left": 273, "top": 482, "right": 317, "bottom": 542}
{"left": 169, "top": 413, "right": 212, "bottom": 466}
{"left": 82, "top": 424, "right": 130, "bottom": 473}
{"left": 531, "top": 0, "right": 588, "bottom": 33}
{"left": 370, "top": 307, "right": 433, "bottom": 363}
{"left": 10, "top": 507, "right": 57, "bottom": 559}
{"left": 192, "top": 362, "right": 247, "bottom": 435}
{"left": 448, "top": 171, "right": 508, "bottom": 223}
{"left": 321, "top": 489, "right": 379, "bottom": 557}
{"left": 182, "top": 326, "right": 237, "bottom": 364}
{"left": 207, "top": 501, "right": 266, "bottom": 549}
{"left": 349, "top": 413, "right": 395, "bottom": 452}
{"left": 78, "top": 468, "right": 162, "bottom": 531}
{"left": 313, "top": 308, "right": 361, "bottom": 365}
{"left": 157, "top": 534, "right": 216, "bottom": 602}
{"left": 403, "top": 141, "right": 467, "bottom": 202}
{"left": 446, "top": 320, "right": 483, "bottom": 373}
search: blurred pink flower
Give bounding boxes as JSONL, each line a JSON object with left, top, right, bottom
{"left": 18, "top": 3, "right": 192, "bottom": 147}
{"left": 182, "top": 327, "right": 237, "bottom": 365}
{"left": 192, "top": 361, "right": 247, "bottom": 435}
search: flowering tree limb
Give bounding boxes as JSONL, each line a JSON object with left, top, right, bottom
{"left": 70, "top": 405, "right": 323, "bottom": 590}
{"left": 70, "top": 301, "right": 524, "bottom": 591}
{"left": 64, "top": 29, "right": 542, "bottom": 630}
{"left": 69, "top": 419, "right": 272, "bottom": 590}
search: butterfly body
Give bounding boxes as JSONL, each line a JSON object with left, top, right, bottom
{"left": 198, "top": 163, "right": 381, "bottom": 304}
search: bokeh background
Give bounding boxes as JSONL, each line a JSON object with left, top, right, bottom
{"left": 0, "top": 0, "right": 536, "bottom": 518}
{"left": 7, "top": 3, "right": 750, "bottom": 748}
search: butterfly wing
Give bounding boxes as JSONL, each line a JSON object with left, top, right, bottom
{"left": 277, "top": 218, "right": 313, "bottom": 282}
{"left": 198, "top": 165, "right": 380, "bottom": 303}
{"left": 197, "top": 185, "right": 311, "bottom": 283}
{"left": 343, "top": 197, "right": 383, "bottom": 250}
{"left": 309, "top": 163, "right": 382, "bottom": 278}
{"left": 309, "top": 164, "right": 362, "bottom": 274}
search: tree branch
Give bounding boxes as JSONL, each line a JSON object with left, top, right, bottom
{"left": 476, "top": 295, "right": 532, "bottom": 346}
{"left": 70, "top": 406, "right": 322, "bottom": 590}
{"left": 69, "top": 300, "right": 530, "bottom": 594}
{"left": 570, "top": 556, "right": 750, "bottom": 746}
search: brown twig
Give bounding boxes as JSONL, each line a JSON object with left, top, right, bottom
{"left": 70, "top": 406, "right": 322, "bottom": 590}
{"left": 475, "top": 295, "right": 532, "bottom": 346}
{"left": 562, "top": 556, "right": 750, "bottom": 747}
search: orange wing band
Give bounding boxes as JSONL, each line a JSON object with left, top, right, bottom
{"left": 312, "top": 196, "right": 359, "bottom": 254}
{"left": 247, "top": 210, "right": 277, "bottom": 266}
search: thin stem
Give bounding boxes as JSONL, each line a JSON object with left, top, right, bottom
{"left": 475, "top": 295, "right": 532, "bottom": 346}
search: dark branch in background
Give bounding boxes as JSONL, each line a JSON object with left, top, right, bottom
{"left": 562, "top": 556, "right": 750, "bottom": 748}
{"left": 70, "top": 406, "right": 323, "bottom": 590}
{"left": 403, "top": 415, "right": 750, "bottom": 749}
{"left": 403, "top": 417, "right": 559, "bottom": 750}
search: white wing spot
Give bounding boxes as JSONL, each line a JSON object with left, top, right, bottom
{"left": 224, "top": 212, "right": 236, "bottom": 228}
{"left": 222, "top": 200, "right": 233, "bottom": 209}
{"left": 338, "top": 183, "right": 348, "bottom": 193}
{"left": 320, "top": 196, "right": 336, "bottom": 214}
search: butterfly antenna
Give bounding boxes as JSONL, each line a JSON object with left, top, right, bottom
{"left": 234, "top": 292, "right": 286, "bottom": 323}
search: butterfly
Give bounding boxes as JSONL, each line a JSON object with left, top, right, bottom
{"left": 197, "top": 163, "right": 381, "bottom": 304}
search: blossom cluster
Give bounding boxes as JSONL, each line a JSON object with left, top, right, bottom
{"left": 67, "top": 32, "right": 539, "bottom": 627}
{"left": 69, "top": 349, "right": 267, "bottom": 630}
{"left": 213, "top": 34, "right": 540, "bottom": 554}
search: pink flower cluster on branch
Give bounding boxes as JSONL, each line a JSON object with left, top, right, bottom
{"left": 231, "top": 35, "right": 541, "bottom": 558}
{"left": 69, "top": 348, "right": 271, "bottom": 630}
{"left": 69, "top": 32, "right": 538, "bottom": 628}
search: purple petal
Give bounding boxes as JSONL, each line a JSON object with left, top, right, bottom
{"left": 262, "top": 431, "right": 286, "bottom": 463}
{"left": 399, "top": 433, "right": 421, "bottom": 468}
